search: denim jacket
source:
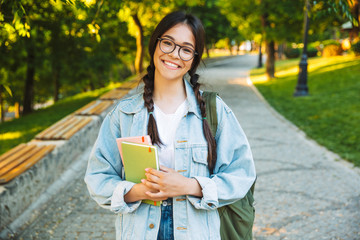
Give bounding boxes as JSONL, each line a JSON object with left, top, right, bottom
{"left": 84, "top": 79, "right": 256, "bottom": 240}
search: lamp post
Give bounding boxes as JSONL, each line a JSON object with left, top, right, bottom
{"left": 294, "top": 0, "right": 310, "bottom": 96}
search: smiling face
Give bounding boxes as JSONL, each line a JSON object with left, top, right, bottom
{"left": 153, "top": 23, "right": 195, "bottom": 83}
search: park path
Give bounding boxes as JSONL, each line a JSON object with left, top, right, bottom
{"left": 18, "top": 55, "right": 360, "bottom": 239}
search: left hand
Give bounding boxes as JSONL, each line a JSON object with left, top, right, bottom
{"left": 142, "top": 165, "right": 201, "bottom": 199}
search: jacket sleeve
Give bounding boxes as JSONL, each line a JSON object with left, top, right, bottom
{"left": 84, "top": 109, "right": 141, "bottom": 214}
{"left": 187, "top": 96, "right": 256, "bottom": 210}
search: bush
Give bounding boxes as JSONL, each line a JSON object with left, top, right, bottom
{"left": 285, "top": 48, "right": 301, "bottom": 59}
{"left": 323, "top": 44, "right": 343, "bottom": 57}
{"left": 307, "top": 47, "right": 319, "bottom": 58}
{"left": 322, "top": 39, "right": 340, "bottom": 47}
{"left": 351, "top": 41, "right": 360, "bottom": 56}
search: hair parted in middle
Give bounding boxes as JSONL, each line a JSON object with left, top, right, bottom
{"left": 142, "top": 11, "right": 217, "bottom": 174}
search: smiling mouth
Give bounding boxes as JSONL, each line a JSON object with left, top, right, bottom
{"left": 162, "top": 60, "right": 181, "bottom": 69}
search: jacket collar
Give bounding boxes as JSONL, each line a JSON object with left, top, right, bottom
{"left": 118, "top": 78, "right": 201, "bottom": 119}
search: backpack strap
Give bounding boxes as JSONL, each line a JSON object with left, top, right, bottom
{"left": 202, "top": 91, "right": 218, "bottom": 137}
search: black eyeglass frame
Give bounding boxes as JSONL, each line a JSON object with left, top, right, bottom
{"left": 157, "top": 37, "right": 198, "bottom": 61}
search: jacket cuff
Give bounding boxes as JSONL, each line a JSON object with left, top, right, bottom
{"left": 187, "top": 176, "right": 218, "bottom": 210}
{"left": 111, "top": 181, "right": 141, "bottom": 214}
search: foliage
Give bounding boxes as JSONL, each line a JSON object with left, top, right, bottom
{"left": 251, "top": 55, "right": 360, "bottom": 167}
{"left": 323, "top": 44, "right": 343, "bottom": 57}
{"left": 307, "top": 47, "right": 319, "bottom": 57}
{"left": 351, "top": 41, "right": 360, "bottom": 55}
{"left": 322, "top": 39, "right": 341, "bottom": 46}
{"left": 285, "top": 48, "right": 301, "bottom": 59}
{"left": 0, "top": 0, "right": 133, "bottom": 114}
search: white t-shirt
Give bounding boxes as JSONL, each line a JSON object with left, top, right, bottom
{"left": 153, "top": 100, "right": 187, "bottom": 169}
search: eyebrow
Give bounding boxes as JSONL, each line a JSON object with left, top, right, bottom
{"left": 162, "top": 35, "right": 195, "bottom": 48}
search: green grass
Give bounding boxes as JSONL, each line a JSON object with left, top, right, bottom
{"left": 0, "top": 81, "right": 128, "bottom": 155}
{"left": 251, "top": 55, "right": 360, "bottom": 167}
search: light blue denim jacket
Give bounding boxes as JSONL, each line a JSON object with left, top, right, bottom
{"left": 84, "top": 79, "right": 256, "bottom": 240}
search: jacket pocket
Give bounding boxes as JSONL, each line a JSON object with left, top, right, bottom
{"left": 190, "top": 146, "right": 209, "bottom": 177}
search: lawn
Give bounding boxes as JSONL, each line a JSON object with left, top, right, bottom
{"left": 251, "top": 55, "right": 360, "bottom": 167}
{"left": 0, "top": 81, "right": 129, "bottom": 155}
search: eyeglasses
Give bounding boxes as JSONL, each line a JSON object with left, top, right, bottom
{"left": 157, "top": 38, "right": 198, "bottom": 61}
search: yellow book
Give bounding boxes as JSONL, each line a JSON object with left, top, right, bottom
{"left": 121, "top": 141, "right": 161, "bottom": 206}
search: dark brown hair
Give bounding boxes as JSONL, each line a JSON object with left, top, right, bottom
{"left": 143, "top": 11, "right": 217, "bottom": 174}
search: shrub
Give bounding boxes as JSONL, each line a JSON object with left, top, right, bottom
{"left": 323, "top": 44, "right": 343, "bottom": 57}
{"left": 322, "top": 39, "right": 340, "bottom": 47}
{"left": 285, "top": 48, "right": 301, "bottom": 59}
{"left": 351, "top": 41, "right": 360, "bottom": 56}
{"left": 307, "top": 47, "right": 319, "bottom": 58}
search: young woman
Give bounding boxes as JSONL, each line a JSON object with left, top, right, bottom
{"left": 85, "top": 11, "right": 256, "bottom": 240}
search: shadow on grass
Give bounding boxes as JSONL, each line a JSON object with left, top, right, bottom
{"left": 253, "top": 57, "right": 360, "bottom": 167}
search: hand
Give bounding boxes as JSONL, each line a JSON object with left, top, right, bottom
{"left": 142, "top": 165, "right": 202, "bottom": 199}
{"left": 124, "top": 182, "right": 167, "bottom": 203}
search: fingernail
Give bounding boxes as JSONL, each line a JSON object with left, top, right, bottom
{"left": 141, "top": 179, "right": 145, "bottom": 183}
{"left": 145, "top": 168, "right": 149, "bottom": 172}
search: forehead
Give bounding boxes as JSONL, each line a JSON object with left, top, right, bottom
{"left": 161, "top": 23, "right": 195, "bottom": 46}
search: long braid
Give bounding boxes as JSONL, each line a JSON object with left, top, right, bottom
{"left": 189, "top": 70, "right": 217, "bottom": 174}
{"left": 143, "top": 63, "right": 162, "bottom": 146}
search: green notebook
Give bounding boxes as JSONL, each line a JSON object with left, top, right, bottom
{"left": 121, "top": 141, "right": 161, "bottom": 206}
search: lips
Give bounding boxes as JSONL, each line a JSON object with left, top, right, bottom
{"left": 162, "top": 60, "right": 181, "bottom": 69}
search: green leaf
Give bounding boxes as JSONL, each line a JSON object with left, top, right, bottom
{"left": 4, "top": 85, "right": 12, "bottom": 97}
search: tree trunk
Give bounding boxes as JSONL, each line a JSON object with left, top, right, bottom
{"left": 51, "top": 24, "right": 61, "bottom": 102}
{"left": 0, "top": 85, "right": 4, "bottom": 123}
{"left": 258, "top": 43, "right": 263, "bottom": 68}
{"left": 205, "top": 44, "right": 210, "bottom": 58}
{"left": 132, "top": 14, "right": 144, "bottom": 74}
{"left": 266, "top": 41, "right": 275, "bottom": 79}
{"left": 23, "top": 38, "right": 35, "bottom": 115}
{"left": 54, "top": 69, "right": 60, "bottom": 102}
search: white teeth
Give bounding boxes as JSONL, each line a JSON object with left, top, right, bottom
{"left": 164, "top": 61, "right": 178, "bottom": 68}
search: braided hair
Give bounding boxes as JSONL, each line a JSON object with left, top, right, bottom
{"left": 143, "top": 11, "right": 217, "bottom": 174}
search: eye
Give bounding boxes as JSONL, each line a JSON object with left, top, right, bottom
{"left": 162, "top": 39, "right": 174, "bottom": 47}
{"left": 182, "top": 47, "right": 193, "bottom": 55}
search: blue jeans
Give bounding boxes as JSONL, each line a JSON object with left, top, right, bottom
{"left": 157, "top": 198, "right": 174, "bottom": 240}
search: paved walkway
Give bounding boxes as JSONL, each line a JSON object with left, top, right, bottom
{"left": 18, "top": 55, "right": 360, "bottom": 239}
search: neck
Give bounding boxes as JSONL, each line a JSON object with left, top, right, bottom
{"left": 153, "top": 75, "right": 186, "bottom": 103}
{"left": 152, "top": 74, "right": 187, "bottom": 114}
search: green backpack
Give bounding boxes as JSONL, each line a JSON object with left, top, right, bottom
{"left": 203, "top": 91, "right": 256, "bottom": 240}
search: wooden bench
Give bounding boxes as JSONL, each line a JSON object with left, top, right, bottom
{"left": 119, "top": 80, "right": 139, "bottom": 90}
{"left": 99, "top": 89, "right": 130, "bottom": 100}
{"left": 75, "top": 100, "right": 114, "bottom": 116}
{"left": 0, "top": 143, "right": 55, "bottom": 183}
{"left": 35, "top": 115, "right": 93, "bottom": 140}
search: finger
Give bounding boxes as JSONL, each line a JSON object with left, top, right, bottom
{"left": 145, "top": 172, "right": 160, "bottom": 183}
{"left": 159, "top": 165, "right": 175, "bottom": 173}
{"left": 141, "top": 179, "right": 160, "bottom": 190}
{"left": 145, "top": 168, "right": 164, "bottom": 178}
{"left": 145, "top": 190, "right": 167, "bottom": 200}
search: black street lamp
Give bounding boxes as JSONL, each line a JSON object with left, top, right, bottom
{"left": 294, "top": 0, "right": 310, "bottom": 97}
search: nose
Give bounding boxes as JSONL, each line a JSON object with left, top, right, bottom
{"left": 168, "top": 45, "right": 181, "bottom": 59}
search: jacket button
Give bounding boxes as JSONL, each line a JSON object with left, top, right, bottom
{"left": 149, "top": 223, "right": 154, "bottom": 229}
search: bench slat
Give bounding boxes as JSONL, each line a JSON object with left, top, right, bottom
{"left": 0, "top": 145, "right": 55, "bottom": 184}
{"left": 88, "top": 101, "right": 113, "bottom": 115}
{"left": 35, "top": 115, "right": 73, "bottom": 139}
{"left": 62, "top": 118, "right": 92, "bottom": 139}
{"left": 100, "top": 89, "right": 129, "bottom": 100}
{"left": 75, "top": 101, "right": 98, "bottom": 114}
{"left": 119, "top": 81, "right": 138, "bottom": 89}
{"left": 52, "top": 117, "right": 82, "bottom": 139}
{"left": 0, "top": 145, "right": 37, "bottom": 170}
{"left": 0, "top": 146, "right": 43, "bottom": 176}
{"left": 0, "top": 143, "right": 26, "bottom": 163}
